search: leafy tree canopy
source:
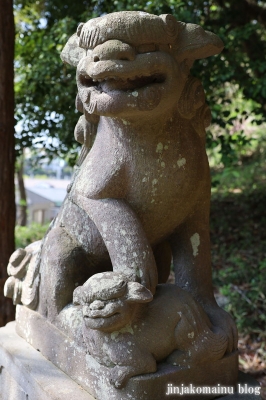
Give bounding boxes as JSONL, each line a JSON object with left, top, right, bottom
{"left": 15, "top": 0, "right": 266, "bottom": 166}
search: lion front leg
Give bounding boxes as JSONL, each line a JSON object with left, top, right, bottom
{"left": 71, "top": 194, "right": 158, "bottom": 294}
{"left": 109, "top": 366, "right": 135, "bottom": 389}
{"left": 38, "top": 227, "right": 91, "bottom": 321}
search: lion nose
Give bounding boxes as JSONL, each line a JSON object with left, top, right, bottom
{"left": 90, "top": 300, "right": 105, "bottom": 310}
{"left": 92, "top": 40, "right": 136, "bottom": 62}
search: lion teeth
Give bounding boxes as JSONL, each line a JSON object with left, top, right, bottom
{"left": 82, "top": 73, "right": 159, "bottom": 87}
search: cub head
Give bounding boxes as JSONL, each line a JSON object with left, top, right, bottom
{"left": 73, "top": 271, "right": 153, "bottom": 332}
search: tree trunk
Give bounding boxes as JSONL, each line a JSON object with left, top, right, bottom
{"left": 0, "top": 0, "right": 15, "bottom": 325}
{"left": 17, "top": 153, "right": 27, "bottom": 226}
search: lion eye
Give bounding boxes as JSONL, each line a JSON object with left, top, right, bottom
{"left": 137, "top": 43, "right": 156, "bottom": 54}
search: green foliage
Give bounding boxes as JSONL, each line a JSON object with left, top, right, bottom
{"left": 210, "top": 125, "right": 266, "bottom": 192}
{"left": 14, "top": 0, "right": 266, "bottom": 166}
{"left": 15, "top": 12, "right": 80, "bottom": 164}
{"left": 207, "top": 90, "right": 257, "bottom": 168}
{"left": 211, "top": 183, "right": 266, "bottom": 338}
{"left": 15, "top": 222, "right": 49, "bottom": 248}
{"left": 210, "top": 127, "right": 266, "bottom": 338}
{"left": 216, "top": 262, "right": 266, "bottom": 338}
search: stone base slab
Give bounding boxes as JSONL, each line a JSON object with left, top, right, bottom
{"left": 0, "top": 321, "right": 94, "bottom": 400}
{"left": 14, "top": 305, "right": 240, "bottom": 400}
{"left": 0, "top": 321, "right": 262, "bottom": 400}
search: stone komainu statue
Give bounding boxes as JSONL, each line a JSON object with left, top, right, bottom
{"left": 73, "top": 272, "right": 229, "bottom": 389}
{"left": 5, "top": 11, "right": 237, "bottom": 365}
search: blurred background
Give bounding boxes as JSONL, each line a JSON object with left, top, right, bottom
{"left": 0, "top": 0, "right": 265, "bottom": 396}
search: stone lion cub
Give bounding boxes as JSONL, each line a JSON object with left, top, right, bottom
{"left": 74, "top": 272, "right": 228, "bottom": 389}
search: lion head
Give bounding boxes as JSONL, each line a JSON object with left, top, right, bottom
{"left": 73, "top": 271, "right": 153, "bottom": 332}
{"left": 62, "top": 12, "right": 222, "bottom": 118}
{"left": 61, "top": 11, "right": 223, "bottom": 156}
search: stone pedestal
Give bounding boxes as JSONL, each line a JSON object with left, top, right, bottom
{"left": 0, "top": 321, "right": 262, "bottom": 400}
{"left": 0, "top": 322, "right": 93, "bottom": 400}
{"left": 16, "top": 305, "right": 238, "bottom": 400}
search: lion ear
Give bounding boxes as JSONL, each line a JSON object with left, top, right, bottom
{"left": 175, "top": 23, "right": 224, "bottom": 61}
{"left": 60, "top": 33, "right": 86, "bottom": 67}
{"left": 159, "top": 14, "right": 180, "bottom": 39}
{"left": 126, "top": 282, "right": 153, "bottom": 303}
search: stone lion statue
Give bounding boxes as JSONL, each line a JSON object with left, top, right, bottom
{"left": 5, "top": 11, "right": 237, "bottom": 353}
{"left": 73, "top": 272, "right": 228, "bottom": 389}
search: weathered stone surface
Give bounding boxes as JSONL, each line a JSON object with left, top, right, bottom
{"left": 3, "top": 11, "right": 240, "bottom": 399}
{"left": 0, "top": 322, "right": 94, "bottom": 400}
{"left": 73, "top": 272, "right": 229, "bottom": 389}
{"left": 4, "top": 241, "right": 41, "bottom": 309}
{"left": 0, "top": 321, "right": 261, "bottom": 400}
{"left": 15, "top": 310, "right": 238, "bottom": 399}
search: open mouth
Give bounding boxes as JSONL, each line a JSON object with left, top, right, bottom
{"left": 84, "top": 311, "right": 120, "bottom": 319}
{"left": 79, "top": 72, "right": 165, "bottom": 92}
